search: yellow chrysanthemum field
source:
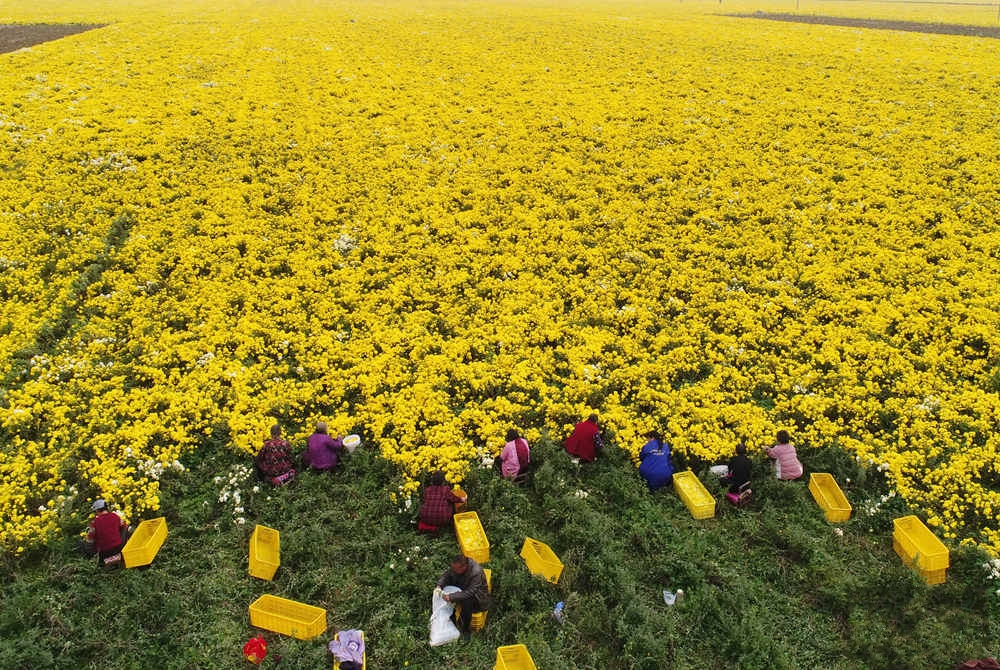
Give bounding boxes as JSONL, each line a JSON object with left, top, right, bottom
{"left": 1, "top": 0, "right": 999, "bottom": 555}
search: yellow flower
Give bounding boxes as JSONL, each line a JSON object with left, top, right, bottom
{"left": 2, "top": 0, "right": 1000, "bottom": 556}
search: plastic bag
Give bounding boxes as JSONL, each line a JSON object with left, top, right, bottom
{"left": 329, "top": 629, "right": 365, "bottom": 665}
{"left": 429, "top": 586, "right": 462, "bottom": 646}
{"left": 663, "top": 589, "right": 684, "bottom": 606}
{"left": 243, "top": 635, "right": 267, "bottom": 664}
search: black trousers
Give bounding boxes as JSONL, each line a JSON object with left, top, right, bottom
{"left": 453, "top": 601, "right": 486, "bottom": 632}
{"left": 454, "top": 603, "right": 473, "bottom": 632}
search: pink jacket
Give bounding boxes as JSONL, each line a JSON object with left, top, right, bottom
{"left": 500, "top": 438, "right": 529, "bottom": 478}
{"left": 767, "top": 442, "right": 803, "bottom": 480}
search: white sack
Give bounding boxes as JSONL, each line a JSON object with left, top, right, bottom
{"left": 429, "top": 586, "right": 462, "bottom": 647}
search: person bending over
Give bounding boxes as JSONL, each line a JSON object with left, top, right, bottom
{"left": 303, "top": 421, "right": 344, "bottom": 472}
{"left": 435, "top": 554, "right": 490, "bottom": 641}
{"left": 565, "top": 414, "right": 603, "bottom": 462}
{"left": 256, "top": 424, "right": 296, "bottom": 486}
{"left": 418, "top": 471, "right": 466, "bottom": 533}
{"left": 87, "top": 499, "right": 129, "bottom": 567}
{"left": 767, "top": 429, "right": 802, "bottom": 481}
{"left": 723, "top": 442, "right": 752, "bottom": 493}
{"left": 638, "top": 431, "right": 674, "bottom": 492}
{"left": 500, "top": 428, "right": 531, "bottom": 479}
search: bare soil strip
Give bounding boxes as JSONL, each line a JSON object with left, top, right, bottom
{"left": 733, "top": 12, "right": 1000, "bottom": 38}
{"left": 0, "top": 23, "right": 106, "bottom": 55}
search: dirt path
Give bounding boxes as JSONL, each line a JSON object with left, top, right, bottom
{"left": 733, "top": 12, "right": 1000, "bottom": 38}
{"left": 0, "top": 24, "right": 106, "bottom": 55}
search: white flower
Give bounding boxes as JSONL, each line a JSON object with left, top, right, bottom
{"left": 252, "top": 486, "right": 260, "bottom": 493}
{"left": 236, "top": 517, "right": 246, "bottom": 525}
{"left": 834, "top": 528, "right": 844, "bottom": 537}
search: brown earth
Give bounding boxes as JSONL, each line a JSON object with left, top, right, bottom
{"left": 0, "top": 23, "right": 106, "bottom": 55}
{"left": 734, "top": 11, "right": 1000, "bottom": 38}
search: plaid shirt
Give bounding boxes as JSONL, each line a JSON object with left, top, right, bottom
{"left": 418, "top": 485, "right": 462, "bottom": 527}
{"left": 256, "top": 438, "right": 294, "bottom": 477}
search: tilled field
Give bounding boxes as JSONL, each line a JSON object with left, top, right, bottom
{"left": 736, "top": 11, "right": 1000, "bottom": 37}
{"left": 0, "top": 23, "right": 105, "bottom": 54}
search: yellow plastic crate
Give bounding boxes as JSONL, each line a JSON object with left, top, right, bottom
{"left": 454, "top": 511, "right": 490, "bottom": 564}
{"left": 918, "top": 566, "right": 947, "bottom": 585}
{"left": 808, "top": 473, "right": 852, "bottom": 523}
{"left": 893, "top": 537, "right": 948, "bottom": 585}
{"left": 123, "top": 517, "right": 167, "bottom": 568}
{"left": 893, "top": 515, "right": 949, "bottom": 571}
{"left": 458, "top": 568, "right": 492, "bottom": 632}
{"left": 332, "top": 630, "right": 366, "bottom": 670}
{"left": 249, "top": 594, "right": 327, "bottom": 639}
{"left": 249, "top": 524, "right": 280, "bottom": 580}
{"left": 673, "top": 471, "right": 716, "bottom": 520}
{"left": 520, "top": 537, "right": 564, "bottom": 584}
{"left": 494, "top": 644, "right": 538, "bottom": 670}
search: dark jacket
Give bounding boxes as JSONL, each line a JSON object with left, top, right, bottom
{"left": 436, "top": 558, "right": 490, "bottom": 612}
{"left": 726, "top": 454, "right": 752, "bottom": 492}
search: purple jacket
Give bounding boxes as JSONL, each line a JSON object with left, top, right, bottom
{"left": 303, "top": 433, "right": 343, "bottom": 470}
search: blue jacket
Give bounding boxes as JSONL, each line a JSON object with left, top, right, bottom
{"left": 638, "top": 439, "right": 674, "bottom": 492}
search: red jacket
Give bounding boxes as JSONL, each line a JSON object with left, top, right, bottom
{"left": 565, "top": 419, "right": 601, "bottom": 462}
{"left": 88, "top": 511, "right": 126, "bottom": 552}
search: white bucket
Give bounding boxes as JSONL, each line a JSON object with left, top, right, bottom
{"left": 343, "top": 434, "right": 361, "bottom": 454}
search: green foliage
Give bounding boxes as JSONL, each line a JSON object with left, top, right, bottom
{"left": 0, "top": 440, "right": 996, "bottom": 669}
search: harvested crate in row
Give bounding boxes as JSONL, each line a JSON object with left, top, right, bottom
{"left": 520, "top": 537, "right": 564, "bottom": 584}
{"left": 454, "top": 511, "right": 490, "bottom": 563}
{"left": 249, "top": 524, "right": 280, "bottom": 581}
{"left": 123, "top": 517, "right": 168, "bottom": 568}
{"left": 249, "top": 594, "right": 327, "bottom": 639}
{"left": 673, "top": 471, "right": 716, "bottom": 520}
{"left": 809, "top": 473, "right": 852, "bottom": 523}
